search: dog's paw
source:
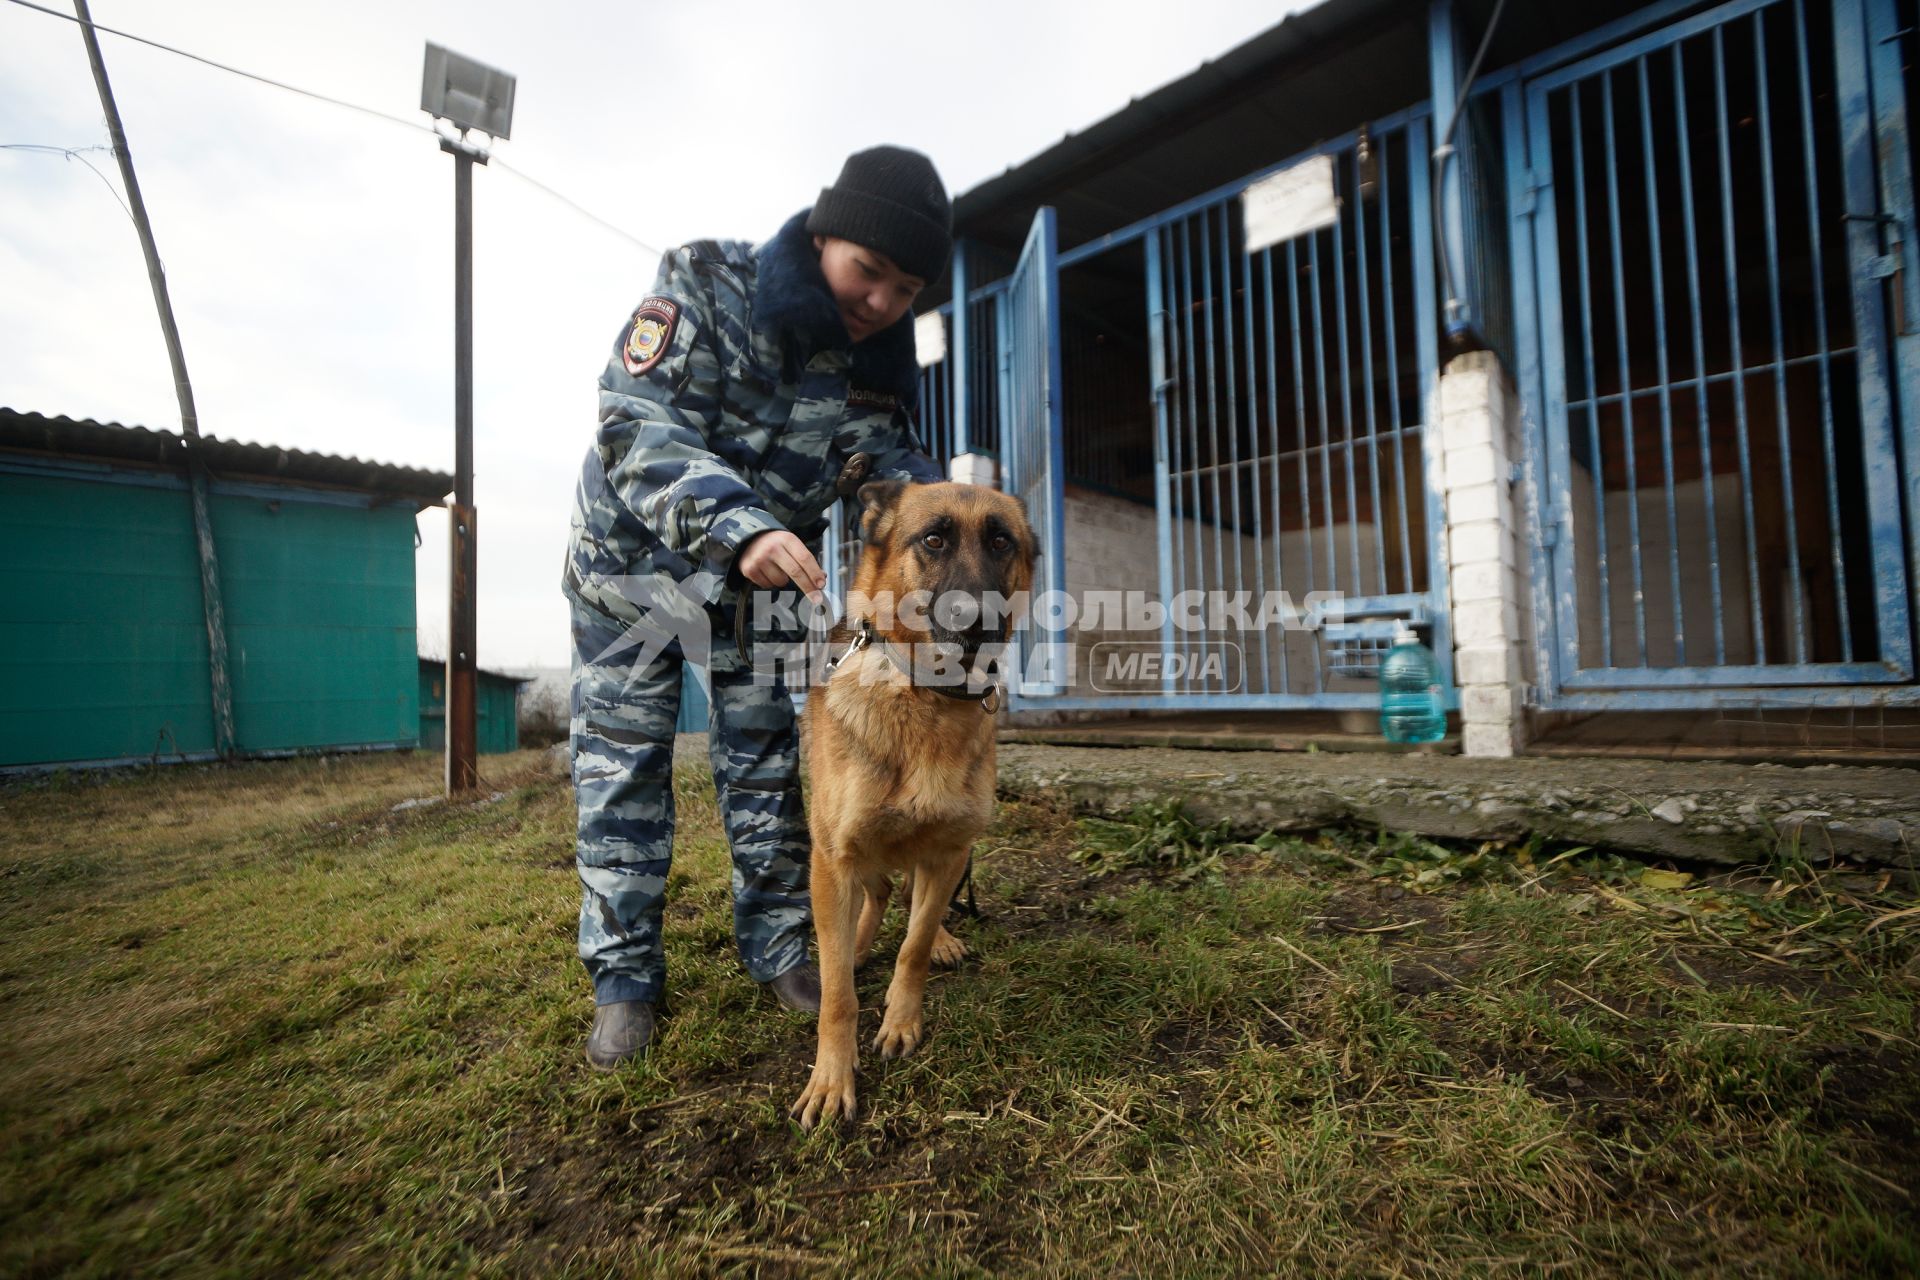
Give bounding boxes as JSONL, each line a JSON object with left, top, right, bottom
{"left": 790, "top": 1066, "right": 857, "bottom": 1131}
{"left": 873, "top": 1008, "right": 924, "bottom": 1059}
{"left": 930, "top": 927, "right": 968, "bottom": 968}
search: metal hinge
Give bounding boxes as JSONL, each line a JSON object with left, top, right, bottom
{"left": 1868, "top": 242, "right": 1910, "bottom": 335}
{"left": 1540, "top": 511, "right": 1567, "bottom": 550}
{"left": 1515, "top": 168, "right": 1550, "bottom": 217}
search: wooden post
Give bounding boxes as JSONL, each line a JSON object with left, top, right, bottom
{"left": 74, "top": 0, "right": 236, "bottom": 759}
{"left": 445, "top": 139, "right": 482, "bottom": 793}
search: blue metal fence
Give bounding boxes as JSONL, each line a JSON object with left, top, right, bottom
{"left": 1005, "top": 208, "right": 1071, "bottom": 697}
{"left": 852, "top": 113, "right": 1456, "bottom": 712}
{"left": 1142, "top": 116, "right": 1450, "bottom": 706}
{"left": 917, "top": 349, "right": 957, "bottom": 467}
{"left": 1510, "top": 0, "right": 1916, "bottom": 708}
{"left": 910, "top": 287, "right": 1005, "bottom": 470}
{"left": 919, "top": 112, "right": 1454, "bottom": 711}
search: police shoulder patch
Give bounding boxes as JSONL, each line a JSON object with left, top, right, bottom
{"left": 622, "top": 296, "right": 680, "bottom": 377}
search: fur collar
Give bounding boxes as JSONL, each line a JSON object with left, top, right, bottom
{"left": 753, "top": 209, "right": 922, "bottom": 406}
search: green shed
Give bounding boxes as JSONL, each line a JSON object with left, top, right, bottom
{"left": 416, "top": 659, "right": 529, "bottom": 754}
{"left": 0, "top": 409, "right": 452, "bottom": 770}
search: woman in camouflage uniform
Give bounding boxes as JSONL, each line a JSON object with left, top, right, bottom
{"left": 561, "top": 146, "right": 951, "bottom": 1069}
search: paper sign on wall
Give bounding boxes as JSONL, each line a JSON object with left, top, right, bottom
{"left": 1243, "top": 154, "right": 1339, "bottom": 254}
{"left": 915, "top": 310, "right": 947, "bottom": 367}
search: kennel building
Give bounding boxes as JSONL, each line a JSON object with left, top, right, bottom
{"left": 827, "top": 0, "right": 1920, "bottom": 758}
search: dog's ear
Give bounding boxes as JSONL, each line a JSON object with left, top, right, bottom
{"left": 857, "top": 478, "right": 910, "bottom": 545}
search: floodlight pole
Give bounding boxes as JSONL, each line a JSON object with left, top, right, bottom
{"left": 443, "top": 131, "right": 485, "bottom": 796}
{"left": 421, "top": 42, "right": 513, "bottom": 796}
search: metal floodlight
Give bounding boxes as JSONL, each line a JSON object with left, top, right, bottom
{"left": 422, "top": 42, "right": 515, "bottom": 794}
{"left": 421, "top": 43, "right": 515, "bottom": 139}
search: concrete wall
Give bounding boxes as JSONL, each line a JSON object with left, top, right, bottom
{"left": 1060, "top": 484, "right": 1402, "bottom": 700}
{"left": 1569, "top": 465, "right": 1761, "bottom": 670}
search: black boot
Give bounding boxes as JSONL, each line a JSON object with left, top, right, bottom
{"left": 760, "top": 962, "right": 821, "bottom": 1013}
{"left": 585, "top": 1000, "right": 655, "bottom": 1070}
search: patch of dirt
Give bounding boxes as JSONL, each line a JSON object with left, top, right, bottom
{"left": 893, "top": 800, "right": 1162, "bottom": 952}
{"left": 1146, "top": 1007, "right": 1296, "bottom": 1065}
{"left": 464, "top": 809, "right": 1168, "bottom": 1268}
{"left": 478, "top": 1084, "right": 1040, "bottom": 1273}
{"left": 470, "top": 804, "right": 1920, "bottom": 1270}
{"left": 1804, "top": 1043, "right": 1920, "bottom": 1192}
{"left": 1650, "top": 931, "right": 1865, "bottom": 1004}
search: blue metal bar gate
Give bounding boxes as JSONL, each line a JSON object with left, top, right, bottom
{"left": 1508, "top": 0, "right": 1918, "bottom": 709}
{"left": 873, "top": 111, "right": 1457, "bottom": 714}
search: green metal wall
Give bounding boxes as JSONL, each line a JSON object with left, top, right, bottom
{"left": 416, "top": 666, "right": 522, "bottom": 754}
{"left": 0, "top": 467, "right": 421, "bottom": 767}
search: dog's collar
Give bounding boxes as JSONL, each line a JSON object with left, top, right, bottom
{"left": 835, "top": 619, "right": 1001, "bottom": 713}
{"left": 735, "top": 596, "right": 1001, "bottom": 714}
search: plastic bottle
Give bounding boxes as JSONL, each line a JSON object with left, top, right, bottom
{"left": 1379, "top": 623, "right": 1446, "bottom": 744}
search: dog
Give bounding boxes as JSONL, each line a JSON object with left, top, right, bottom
{"left": 789, "top": 478, "right": 1038, "bottom": 1130}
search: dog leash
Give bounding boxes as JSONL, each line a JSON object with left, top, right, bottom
{"left": 950, "top": 857, "right": 980, "bottom": 921}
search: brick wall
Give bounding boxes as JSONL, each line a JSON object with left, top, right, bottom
{"left": 1437, "top": 350, "right": 1537, "bottom": 756}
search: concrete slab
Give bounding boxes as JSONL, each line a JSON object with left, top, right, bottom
{"left": 998, "top": 710, "right": 1920, "bottom": 766}
{"left": 992, "top": 742, "right": 1920, "bottom": 870}
{"left": 668, "top": 730, "right": 1915, "bottom": 870}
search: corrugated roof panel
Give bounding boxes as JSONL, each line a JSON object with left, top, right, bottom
{"left": 0, "top": 408, "right": 453, "bottom": 506}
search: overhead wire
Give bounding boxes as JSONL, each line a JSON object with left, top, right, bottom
{"left": 5, "top": 0, "right": 433, "bottom": 135}
{"left": 490, "top": 158, "right": 662, "bottom": 257}
{"left": 0, "top": 142, "right": 136, "bottom": 225}
{"left": 2, "top": 0, "right": 660, "bottom": 255}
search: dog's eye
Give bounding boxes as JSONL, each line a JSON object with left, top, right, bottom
{"left": 990, "top": 534, "right": 1012, "bottom": 553}
{"left": 922, "top": 533, "right": 945, "bottom": 551}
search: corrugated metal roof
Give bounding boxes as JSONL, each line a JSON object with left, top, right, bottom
{"left": 0, "top": 408, "right": 453, "bottom": 505}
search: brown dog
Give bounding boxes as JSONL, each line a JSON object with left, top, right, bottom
{"left": 790, "top": 479, "right": 1038, "bottom": 1130}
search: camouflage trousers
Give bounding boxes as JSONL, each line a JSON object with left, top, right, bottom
{"left": 568, "top": 594, "right": 811, "bottom": 1006}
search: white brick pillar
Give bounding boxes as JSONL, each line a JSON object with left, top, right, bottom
{"left": 1436, "top": 350, "right": 1534, "bottom": 757}
{"left": 949, "top": 452, "right": 998, "bottom": 487}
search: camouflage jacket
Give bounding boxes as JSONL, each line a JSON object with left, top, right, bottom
{"left": 563, "top": 208, "right": 944, "bottom": 624}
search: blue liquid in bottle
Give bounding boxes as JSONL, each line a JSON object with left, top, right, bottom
{"left": 1379, "top": 624, "right": 1446, "bottom": 744}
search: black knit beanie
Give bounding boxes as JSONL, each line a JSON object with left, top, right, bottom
{"left": 805, "top": 145, "right": 952, "bottom": 283}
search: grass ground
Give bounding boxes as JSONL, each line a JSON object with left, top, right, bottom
{"left": 1, "top": 747, "right": 1916, "bottom": 1278}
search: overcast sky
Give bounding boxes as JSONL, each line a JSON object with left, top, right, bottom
{"left": 2, "top": 0, "right": 1300, "bottom": 671}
